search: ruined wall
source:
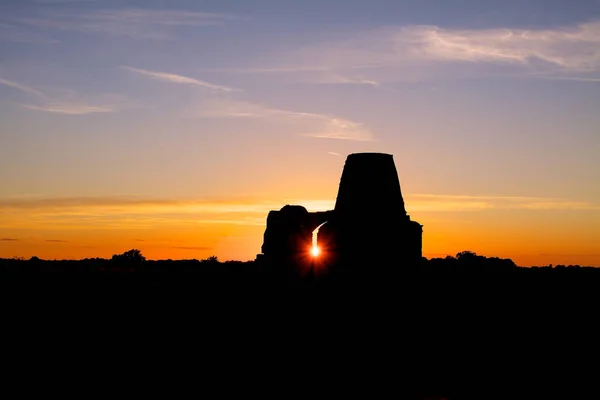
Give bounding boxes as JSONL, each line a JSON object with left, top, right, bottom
{"left": 260, "top": 205, "right": 331, "bottom": 266}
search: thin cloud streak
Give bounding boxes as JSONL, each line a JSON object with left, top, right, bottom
{"left": 319, "top": 73, "right": 381, "bottom": 87}
{"left": 172, "top": 246, "right": 212, "bottom": 251}
{"left": 2, "top": 194, "right": 596, "bottom": 215}
{"left": 122, "top": 66, "right": 237, "bottom": 92}
{"left": 0, "top": 77, "right": 46, "bottom": 97}
{"left": 198, "top": 66, "right": 389, "bottom": 89}
{"left": 539, "top": 76, "right": 600, "bottom": 82}
{"left": 33, "top": 0, "right": 97, "bottom": 3}
{"left": 407, "top": 194, "right": 600, "bottom": 212}
{"left": 196, "top": 98, "right": 374, "bottom": 142}
{"left": 24, "top": 103, "right": 114, "bottom": 115}
{"left": 18, "top": 8, "right": 239, "bottom": 39}
{"left": 2, "top": 194, "right": 597, "bottom": 231}
{"left": 0, "top": 23, "right": 60, "bottom": 44}
{"left": 0, "top": 196, "right": 301, "bottom": 213}
{"left": 0, "top": 77, "right": 121, "bottom": 115}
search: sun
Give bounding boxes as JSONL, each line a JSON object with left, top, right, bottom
{"left": 310, "top": 246, "right": 320, "bottom": 257}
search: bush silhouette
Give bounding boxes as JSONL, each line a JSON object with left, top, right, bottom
{"left": 111, "top": 249, "right": 146, "bottom": 265}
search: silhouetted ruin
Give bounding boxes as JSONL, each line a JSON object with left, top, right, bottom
{"left": 256, "top": 153, "right": 423, "bottom": 273}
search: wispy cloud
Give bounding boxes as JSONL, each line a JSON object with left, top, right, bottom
{"left": 1, "top": 194, "right": 597, "bottom": 232}
{"left": 0, "top": 196, "right": 334, "bottom": 214}
{"left": 0, "top": 76, "right": 124, "bottom": 115}
{"left": 400, "top": 22, "right": 600, "bottom": 71}
{"left": 0, "top": 77, "right": 46, "bottom": 97}
{"left": 33, "top": 0, "right": 97, "bottom": 4}
{"left": 200, "top": 66, "right": 333, "bottom": 74}
{"left": 45, "top": 239, "right": 68, "bottom": 243}
{"left": 406, "top": 194, "right": 600, "bottom": 212}
{"left": 172, "top": 246, "right": 212, "bottom": 251}
{"left": 200, "top": 66, "right": 387, "bottom": 88}
{"left": 242, "top": 20, "right": 600, "bottom": 82}
{"left": 0, "top": 238, "right": 19, "bottom": 241}
{"left": 0, "top": 22, "right": 60, "bottom": 44}
{"left": 121, "top": 66, "right": 236, "bottom": 92}
{"left": 0, "top": 196, "right": 335, "bottom": 230}
{"left": 24, "top": 103, "right": 113, "bottom": 115}
{"left": 328, "top": 152, "right": 340, "bottom": 156}
{"left": 1, "top": 193, "right": 595, "bottom": 213}
{"left": 196, "top": 98, "right": 374, "bottom": 142}
{"left": 539, "top": 76, "right": 600, "bottom": 82}
{"left": 317, "top": 73, "right": 382, "bottom": 87}
{"left": 19, "top": 8, "right": 239, "bottom": 39}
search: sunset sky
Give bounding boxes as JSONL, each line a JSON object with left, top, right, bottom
{"left": 1, "top": 0, "right": 599, "bottom": 266}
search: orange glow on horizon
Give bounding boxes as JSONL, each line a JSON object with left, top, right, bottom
{"left": 0, "top": 194, "right": 599, "bottom": 267}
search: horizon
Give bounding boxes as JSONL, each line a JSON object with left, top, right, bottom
{"left": 4, "top": 248, "right": 597, "bottom": 269}
{"left": 1, "top": 1, "right": 599, "bottom": 267}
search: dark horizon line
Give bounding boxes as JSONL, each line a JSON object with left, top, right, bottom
{"left": 2, "top": 254, "right": 598, "bottom": 268}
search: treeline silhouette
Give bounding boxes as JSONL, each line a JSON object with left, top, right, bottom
{"left": 1, "top": 248, "right": 596, "bottom": 275}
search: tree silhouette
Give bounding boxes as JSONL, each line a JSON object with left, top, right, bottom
{"left": 201, "top": 255, "right": 219, "bottom": 265}
{"left": 456, "top": 251, "right": 478, "bottom": 260}
{"left": 111, "top": 249, "right": 146, "bottom": 264}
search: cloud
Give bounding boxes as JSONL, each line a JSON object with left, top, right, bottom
{"left": 3, "top": 193, "right": 596, "bottom": 232}
{"left": 2, "top": 194, "right": 595, "bottom": 215}
{"left": 33, "top": 0, "right": 97, "bottom": 4}
{"left": 539, "top": 253, "right": 600, "bottom": 257}
{"left": 24, "top": 103, "right": 113, "bottom": 115}
{"left": 0, "top": 196, "right": 335, "bottom": 214}
{"left": 399, "top": 22, "right": 600, "bottom": 71}
{"left": 202, "top": 66, "right": 389, "bottom": 88}
{"left": 201, "top": 66, "right": 333, "bottom": 74}
{"left": 0, "top": 77, "right": 46, "bottom": 97}
{"left": 304, "top": 117, "right": 373, "bottom": 141}
{"left": 540, "top": 76, "right": 600, "bottom": 82}
{"left": 196, "top": 98, "right": 374, "bottom": 142}
{"left": 328, "top": 152, "right": 340, "bottom": 156}
{"left": 121, "top": 66, "right": 236, "bottom": 92}
{"left": 406, "top": 194, "right": 600, "bottom": 212}
{"left": 172, "top": 246, "right": 212, "bottom": 251}
{"left": 0, "top": 195, "right": 335, "bottom": 230}
{"left": 45, "top": 239, "right": 68, "bottom": 243}
{"left": 316, "top": 73, "right": 382, "bottom": 87}
{"left": 239, "top": 20, "right": 600, "bottom": 83}
{"left": 0, "top": 238, "right": 19, "bottom": 241}
{"left": 0, "top": 23, "right": 60, "bottom": 44}
{"left": 1, "top": 76, "right": 123, "bottom": 115}
{"left": 18, "top": 8, "right": 238, "bottom": 39}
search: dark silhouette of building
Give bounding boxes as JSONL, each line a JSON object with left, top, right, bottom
{"left": 256, "top": 153, "right": 422, "bottom": 273}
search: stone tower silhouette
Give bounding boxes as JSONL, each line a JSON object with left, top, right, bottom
{"left": 334, "top": 153, "right": 407, "bottom": 218}
{"left": 319, "top": 153, "right": 422, "bottom": 266}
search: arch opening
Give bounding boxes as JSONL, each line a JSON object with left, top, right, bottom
{"left": 311, "top": 221, "right": 328, "bottom": 256}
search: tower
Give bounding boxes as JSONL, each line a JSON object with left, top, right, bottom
{"left": 318, "top": 153, "right": 422, "bottom": 267}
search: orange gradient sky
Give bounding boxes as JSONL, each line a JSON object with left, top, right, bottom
{"left": 1, "top": 190, "right": 599, "bottom": 266}
{"left": 1, "top": 1, "right": 599, "bottom": 266}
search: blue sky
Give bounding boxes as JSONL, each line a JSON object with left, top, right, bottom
{"left": 1, "top": 0, "right": 599, "bottom": 264}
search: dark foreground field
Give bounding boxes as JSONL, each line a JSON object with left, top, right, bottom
{"left": 1, "top": 255, "right": 598, "bottom": 400}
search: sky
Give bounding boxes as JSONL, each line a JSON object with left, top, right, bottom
{"left": 1, "top": 0, "right": 599, "bottom": 266}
